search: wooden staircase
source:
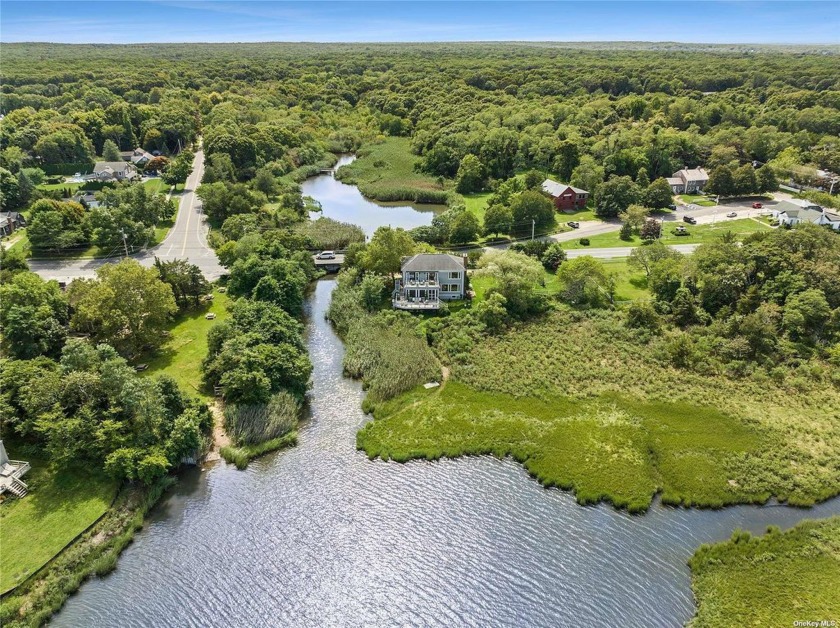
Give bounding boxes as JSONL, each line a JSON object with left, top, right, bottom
{"left": 6, "top": 477, "right": 28, "bottom": 498}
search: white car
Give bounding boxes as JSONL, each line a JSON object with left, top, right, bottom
{"left": 316, "top": 250, "right": 336, "bottom": 259}
{"left": 205, "top": 312, "right": 217, "bottom": 320}
{"left": 726, "top": 212, "right": 737, "bottom": 218}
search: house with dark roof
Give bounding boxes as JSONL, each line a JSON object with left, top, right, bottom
{"left": 86, "top": 161, "right": 137, "bottom": 182}
{"left": 541, "top": 179, "right": 589, "bottom": 210}
{"left": 0, "top": 211, "right": 26, "bottom": 237}
{"left": 392, "top": 253, "right": 466, "bottom": 310}
{"left": 667, "top": 167, "right": 709, "bottom": 194}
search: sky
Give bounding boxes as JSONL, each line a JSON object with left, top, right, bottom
{"left": 1, "top": 1, "right": 838, "bottom": 45}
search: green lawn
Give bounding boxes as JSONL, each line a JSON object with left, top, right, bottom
{"left": 462, "top": 192, "right": 492, "bottom": 222}
{"left": 470, "top": 258, "right": 648, "bottom": 304}
{"left": 36, "top": 181, "right": 84, "bottom": 194}
{"left": 563, "top": 219, "right": 770, "bottom": 249}
{"left": 335, "top": 137, "right": 447, "bottom": 203}
{"left": 689, "top": 517, "right": 840, "bottom": 627}
{"left": 135, "top": 289, "right": 231, "bottom": 398}
{"left": 0, "top": 456, "right": 119, "bottom": 594}
{"left": 679, "top": 194, "right": 716, "bottom": 207}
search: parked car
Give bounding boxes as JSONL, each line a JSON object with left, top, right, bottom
{"left": 567, "top": 221, "right": 580, "bottom": 229}
{"left": 726, "top": 212, "right": 737, "bottom": 218}
{"left": 316, "top": 250, "right": 336, "bottom": 259}
{"left": 668, "top": 204, "right": 677, "bottom": 211}
{"left": 752, "top": 202, "right": 763, "bottom": 209}
{"left": 683, "top": 216, "right": 697, "bottom": 225}
{"left": 205, "top": 312, "right": 217, "bottom": 320}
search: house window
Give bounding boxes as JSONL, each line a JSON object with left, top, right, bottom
{"left": 449, "top": 272, "right": 460, "bottom": 279}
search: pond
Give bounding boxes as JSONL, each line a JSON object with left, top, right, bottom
{"left": 53, "top": 279, "right": 840, "bottom": 627}
{"left": 302, "top": 155, "right": 446, "bottom": 238}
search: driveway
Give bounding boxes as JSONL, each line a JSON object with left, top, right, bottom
{"left": 29, "top": 150, "right": 225, "bottom": 283}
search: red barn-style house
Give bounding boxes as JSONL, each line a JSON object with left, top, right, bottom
{"left": 541, "top": 179, "right": 589, "bottom": 211}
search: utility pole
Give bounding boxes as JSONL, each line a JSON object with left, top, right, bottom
{"left": 531, "top": 219, "right": 535, "bottom": 240}
{"left": 120, "top": 230, "right": 129, "bottom": 257}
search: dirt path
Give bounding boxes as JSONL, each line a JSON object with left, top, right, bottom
{"left": 205, "top": 401, "right": 230, "bottom": 463}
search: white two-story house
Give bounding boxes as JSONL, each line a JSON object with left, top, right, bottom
{"left": 392, "top": 253, "right": 466, "bottom": 310}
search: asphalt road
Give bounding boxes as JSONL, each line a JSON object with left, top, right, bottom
{"left": 29, "top": 150, "right": 225, "bottom": 282}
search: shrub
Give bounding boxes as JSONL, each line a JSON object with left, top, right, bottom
{"left": 579, "top": 238, "right": 590, "bottom": 246}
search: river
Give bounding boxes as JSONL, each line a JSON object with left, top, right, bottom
{"left": 302, "top": 155, "right": 446, "bottom": 237}
{"left": 53, "top": 170, "right": 840, "bottom": 627}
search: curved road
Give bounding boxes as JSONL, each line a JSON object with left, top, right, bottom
{"left": 29, "top": 150, "right": 225, "bottom": 282}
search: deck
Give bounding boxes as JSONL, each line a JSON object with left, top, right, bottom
{"left": 392, "top": 299, "right": 441, "bottom": 310}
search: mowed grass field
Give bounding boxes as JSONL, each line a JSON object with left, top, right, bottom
{"left": 470, "top": 258, "right": 649, "bottom": 304}
{"left": 563, "top": 218, "right": 771, "bottom": 249}
{"left": 0, "top": 457, "right": 119, "bottom": 594}
{"left": 135, "top": 289, "right": 231, "bottom": 399}
{"left": 335, "top": 137, "right": 446, "bottom": 202}
{"left": 689, "top": 517, "right": 840, "bottom": 627}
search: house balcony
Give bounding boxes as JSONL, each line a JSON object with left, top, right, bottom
{"left": 402, "top": 279, "right": 440, "bottom": 288}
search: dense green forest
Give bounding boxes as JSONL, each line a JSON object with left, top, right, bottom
{"left": 1, "top": 42, "right": 839, "bottom": 625}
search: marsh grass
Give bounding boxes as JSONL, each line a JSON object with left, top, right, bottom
{"left": 224, "top": 392, "right": 300, "bottom": 446}
{"left": 335, "top": 137, "right": 447, "bottom": 203}
{"left": 294, "top": 217, "right": 365, "bottom": 250}
{"left": 359, "top": 381, "right": 772, "bottom": 513}
{"left": 358, "top": 307, "right": 840, "bottom": 511}
{"left": 0, "top": 478, "right": 174, "bottom": 627}
{"left": 220, "top": 433, "right": 298, "bottom": 470}
{"left": 688, "top": 517, "right": 840, "bottom": 627}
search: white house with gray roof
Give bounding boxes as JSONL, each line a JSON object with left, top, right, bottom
{"left": 772, "top": 199, "right": 840, "bottom": 230}
{"left": 393, "top": 253, "right": 466, "bottom": 310}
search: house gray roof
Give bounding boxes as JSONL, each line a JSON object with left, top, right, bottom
{"left": 666, "top": 177, "right": 684, "bottom": 186}
{"left": 93, "top": 161, "right": 134, "bottom": 174}
{"left": 822, "top": 211, "right": 840, "bottom": 222}
{"left": 542, "top": 179, "right": 587, "bottom": 197}
{"left": 780, "top": 207, "right": 824, "bottom": 223}
{"left": 775, "top": 199, "right": 822, "bottom": 214}
{"left": 673, "top": 168, "right": 709, "bottom": 182}
{"left": 401, "top": 253, "right": 465, "bottom": 272}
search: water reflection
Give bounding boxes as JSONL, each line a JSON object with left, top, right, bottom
{"left": 302, "top": 155, "right": 446, "bottom": 238}
{"left": 54, "top": 279, "right": 840, "bottom": 628}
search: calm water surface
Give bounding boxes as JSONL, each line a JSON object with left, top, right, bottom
{"left": 302, "top": 155, "right": 445, "bottom": 237}
{"left": 53, "top": 171, "right": 840, "bottom": 627}
{"left": 54, "top": 280, "right": 840, "bottom": 627}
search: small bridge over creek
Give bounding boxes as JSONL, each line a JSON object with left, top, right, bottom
{"left": 312, "top": 253, "right": 345, "bottom": 273}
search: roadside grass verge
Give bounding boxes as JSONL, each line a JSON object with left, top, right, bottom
{"left": 0, "top": 457, "right": 119, "bottom": 594}
{"left": 688, "top": 517, "right": 840, "bottom": 627}
{"left": 679, "top": 194, "right": 716, "bottom": 207}
{"left": 220, "top": 432, "right": 298, "bottom": 470}
{"left": 0, "top": 477, "right": 172, "bottom": 628}
{"left": 358, "top": 381, "right": 769, "bottom": 513}
{"left": 135, "top": 289, "right": 231, "bottom": 399}
{"left": 562, "top": 218, "right": 770, "bottom": 249}
{"left": 335, "top": 137, "right": 447, "bottom": 203}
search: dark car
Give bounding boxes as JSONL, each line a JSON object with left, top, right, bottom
{"left": 567, "top": 221, "right": 580, "bottom": 229}
{"left": 668, "top": 204, "right": 677, "bottom": 211}
{"left": 683, "top": 216, "right": 697, "bottom": 225}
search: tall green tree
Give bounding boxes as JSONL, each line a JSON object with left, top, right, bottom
{"left": 68, "top": 259, "right": 177, "bottom": 356}
{"left": 0, "top": 272, "right": 69, "bottom": 359}
{"left": 594, "top": 176, "right": 641, "bottom": 218}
